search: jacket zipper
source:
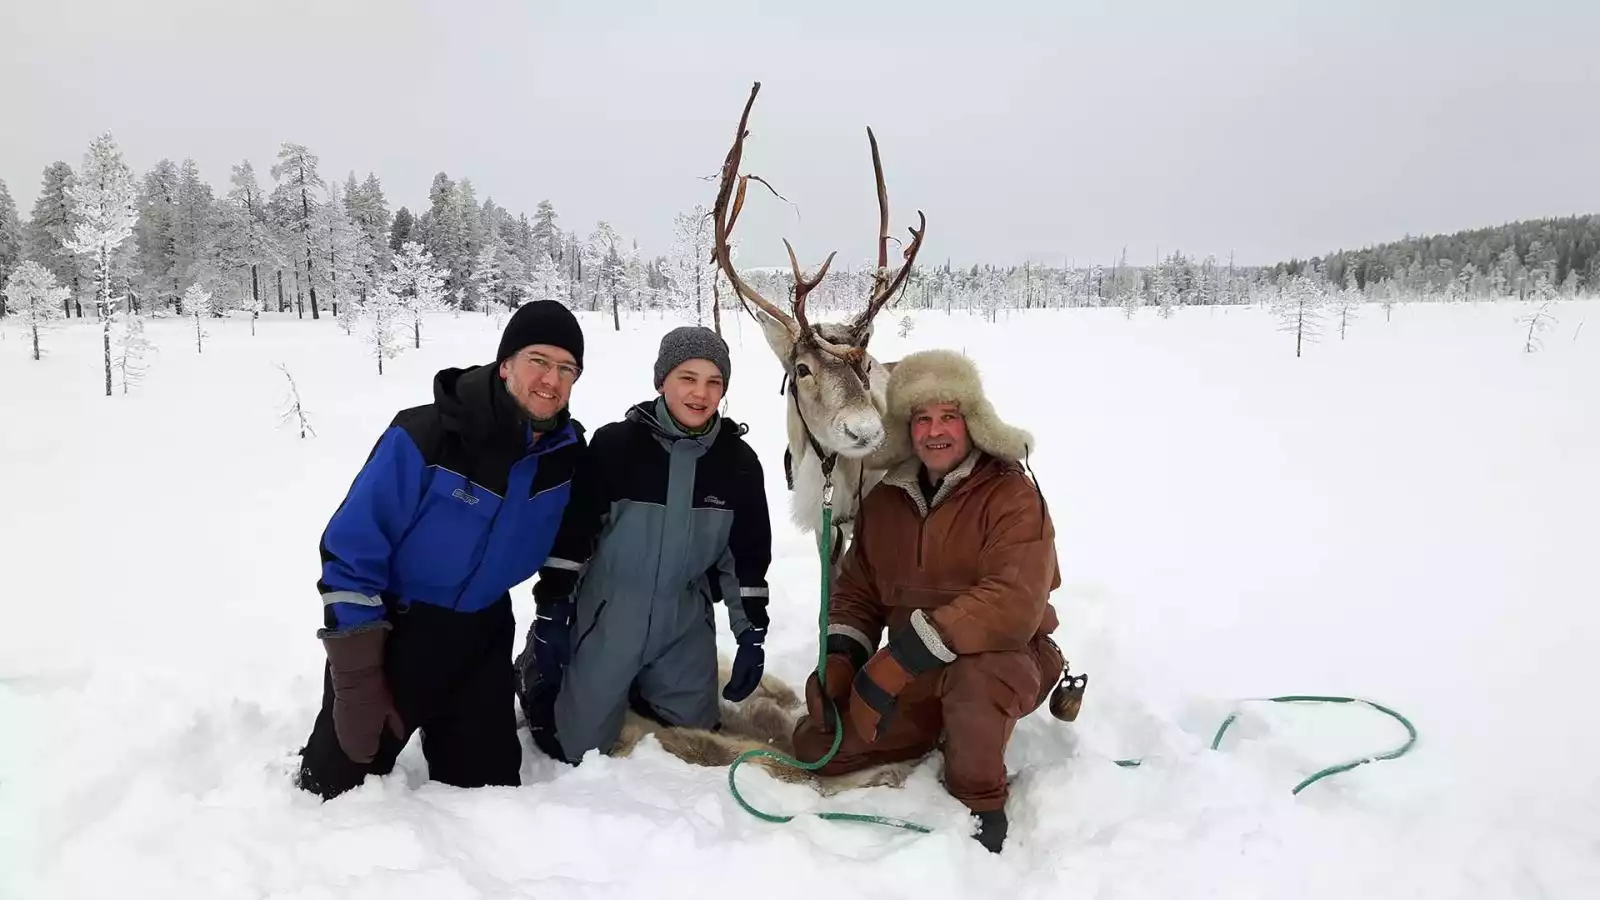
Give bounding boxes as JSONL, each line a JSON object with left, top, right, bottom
{"left": 574, "top": 599, "right": 608, "bottom": 652}
{"left": 916, "top": 504, "right": 927, "bottom": 567}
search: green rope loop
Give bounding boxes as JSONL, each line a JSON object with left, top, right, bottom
{"left": 724, "top": 492, "right": 1421, "bottom": 834}
{"left": 1113, "top": 694, "right": 1419, "bottom": 793}
{"left": 727, "top": 502, "right": 933, "bottom": 832}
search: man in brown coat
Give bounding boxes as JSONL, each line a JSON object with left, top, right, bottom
{"left": 791, "top": 348, "right": 1064, "bottom": 853}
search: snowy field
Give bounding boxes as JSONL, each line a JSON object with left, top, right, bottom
{"left": 3, "top": 301, "right": 1598, "bottom": 899}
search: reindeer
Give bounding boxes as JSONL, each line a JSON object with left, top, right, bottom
{"left": 601, "top": 83, "right": 930, "bottom": 791}
{"left": 709, "top": 81, "right": 927, "bottom": 573}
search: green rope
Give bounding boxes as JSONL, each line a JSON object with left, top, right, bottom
{"left": 1112, "top": 695, "right": 1419, "bottom": 793}
{"left": 726, "top": 499, "right": 932, "bottom": 833}
{"left": 725, "top": 494, "right": 1421, "bottom": 832}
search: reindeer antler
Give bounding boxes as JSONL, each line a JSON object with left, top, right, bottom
{"left": 850, "top": 127, "right": 927, "bottom": 344}
{"left": 711, "top": 82, "right": 922, "bottom": 364}
{"left": 711, "top": 82, "right": 800, "bottom": 334}
{"left": 784, "top": 238, "right": 837, "bottom": 341}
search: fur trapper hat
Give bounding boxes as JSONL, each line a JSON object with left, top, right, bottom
{"left": 870, "top": 348, "right": 1033, "bottom": 467}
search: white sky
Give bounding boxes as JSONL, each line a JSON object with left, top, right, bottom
{"left": 2, "top": 0, "right": 1597, "bottom": 268}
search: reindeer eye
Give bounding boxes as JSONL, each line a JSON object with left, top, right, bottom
{"left": 794, "top": 363, "right": 812, "bottom": 378}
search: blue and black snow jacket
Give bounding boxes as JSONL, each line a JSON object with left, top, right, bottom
{"left": 317, "top": 363, "right": 585, "bottom": 632}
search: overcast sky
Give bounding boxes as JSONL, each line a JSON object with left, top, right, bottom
{"left": 3, "top": 0, "right": 1597, "bottom": 268}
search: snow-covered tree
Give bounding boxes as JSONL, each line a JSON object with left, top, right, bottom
{"left": 667, "top": 206, "right": 714, "bottom": 324}
{"left": 133, "top": 159, "right": 180, "bottom": 311}
{"left": 531, "top": 200, "right": 559, "bottom": 265}
{"left": 4, "top": 261, "right": 68, "bottom": 359}
{"left": 387, "top": 241, "right": 446, "bottom": 348}
{"left": 389, "top": 207, "right": 415, "bottom": 253}
{"left": 269, "top": 143, "right": 326, "bottom": 319}
{"left": 218, "top": 161, "right": 274, "bottom": 316}
{"left": 419, "top": 173, "right": 472, "bottom": 303}
{"left": 114, "top": 311, "right": 154, "bottom": 395}
{"left": 183, "top": 283, "right": 213, "bottom": 353}
{"left": 521, "top": 252, "right": 567, "bottom": 308}
{"left": 365, "top": 285, "right": 406, "bottom": 374}
{"left": 1272, "top": 273, "right": 1325, "bottom": 358}
{"left": 476, "top": 240, "right": 514, "bottom": 310}
{"left": 65, "top": 133, "right": 139, "bottom": 396}
{"left": 336, "top": 287, "right": 362, "bottom": 335}
{"left": 1153, "top": 255, "right": 1178, "bottom": 319}
{"left": 0, "top": 178, "right": 24, "bottom": 317}
{"left": 313, "top": 184, "right": 371, "bottom": 317}
{"left": 26, "top": 162, "right": 81, "bottom": 317}
{"left": 343, "top": 172, "right": 392, "bottom": 292}
{"left": 1333, "top": 269, "right": 1362, "bottom": 340}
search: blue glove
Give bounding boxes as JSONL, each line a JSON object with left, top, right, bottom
{"left": 533, "top": 598, "right": 575, "bottom": 684}
{"left": 722, "top": 628, "right": 765, "bottom": 702}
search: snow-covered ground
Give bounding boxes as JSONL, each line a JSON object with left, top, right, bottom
{"left": 3, "top": 301, "right": 1598, "bottom": 899}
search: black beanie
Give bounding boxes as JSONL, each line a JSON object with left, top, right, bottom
{"left": 497, "top": 301, "right": 585, "bottom": 368}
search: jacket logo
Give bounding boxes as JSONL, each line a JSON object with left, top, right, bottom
{"left": 452, "top": 488, "right": 481, "bottom": 505}
{"left": 701, "top": 495, "right": 727, "bottom": 507}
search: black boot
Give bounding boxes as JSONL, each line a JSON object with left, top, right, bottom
{"left": 973, "top": 809, "right": 1008, "bottom": 853}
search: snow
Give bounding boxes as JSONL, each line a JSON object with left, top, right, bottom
{"left": 3, "top": 301, "right": 1598, "bottom": 899}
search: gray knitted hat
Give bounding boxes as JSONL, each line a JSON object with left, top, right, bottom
{"left": 654, "top": 326, "right": 731, "bottom": 390}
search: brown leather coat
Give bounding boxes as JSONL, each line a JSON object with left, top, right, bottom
{"left": 827, "top": 452, "right": 1061, "bottom": 660}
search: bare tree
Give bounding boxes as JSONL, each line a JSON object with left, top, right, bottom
{"left": 275, "top": 363, "right": 316, "bottom": 438}
{"left": 1519, "top": 300, "right": 1558, "bottom": 353}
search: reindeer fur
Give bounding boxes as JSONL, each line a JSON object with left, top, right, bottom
{"left": 607, "top": 658, "right": 916, "bottom": 794}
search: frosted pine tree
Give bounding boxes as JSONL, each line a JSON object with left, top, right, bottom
{"left": 1154, "top": 256, "right": 1178, "bottom": 319}
{"left": 269, "top": 144, "right": 326, "bottom": 319}
{"left": 336, "top": 286, "right": 361, "bottom": 335}
{"left": 173, "top": 159, "right": 215, "bottom": 300}
{"left": 388, "top": 241, "right": 446, "bottom": 348}
{"left": 469, "top": 242, "right": 506, "bottom": 312}
{"left": 343, "top": 172, "right": 392, "bottom": 294}
{"left": 65, "top": 133, "right": 139, "bottom": 396}
{"left": 668, "top": 206, "right": 714, "bottom": 324}
{"left": 1333, "top": 268, "right": 1362, "bottom": 339}
{"left": 0, "top": 178, "right": 25, "bottom": 316}
{"left": 27, "top": 162, "right": 82, "bottom": 317}
{"left": 313, "top": 184, "right": 371, "bottom": 318}
{"left": 4, "top": 261, "right": 69, "bottom": 360}
{"left": 114, "top": 311, "right": 154, "bottom": 394}
{"left": 222, "top": 161, "right": 274, "bottom": 316}
{"left": 183, "top": 283, "right": 213, "bottom": 353}
{"left": 530, "top": 200, "right": 560, "bottom": 266}
{"left": 524, "top": 252, "right": 567, "bottom": 308}
{"left": 1272, "top": 273, "right": 1325, "bottom": 358}
{"left": 365, "top": 285, "right": 406, "bottom": 374}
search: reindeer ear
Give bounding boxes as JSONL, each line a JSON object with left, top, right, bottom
{"left": 752, "top": 306, "right": 798, "bottom": 359}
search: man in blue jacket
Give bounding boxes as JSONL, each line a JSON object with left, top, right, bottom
{"left": 295, "top": 301, "right": 589, "bottom": 800}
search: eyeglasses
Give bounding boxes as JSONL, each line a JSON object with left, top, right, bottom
{"left": 521, "top": 351, "right": 582, "bottom": 383}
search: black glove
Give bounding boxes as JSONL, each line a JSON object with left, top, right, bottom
{"left": 532, "top": 598, "right": 575, "bottom": 685}
{"left": 722, "top": 627, "right": 766, "bottom": 702}
{"left": 320, "top": 623, "right": 405, "bottom": 764}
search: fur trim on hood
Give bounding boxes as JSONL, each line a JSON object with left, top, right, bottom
{"left": 869, "top": 349, "right": 1033, "bottom": 468}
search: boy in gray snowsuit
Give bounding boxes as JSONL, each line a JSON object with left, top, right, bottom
{"left": 514, "top": 326, "right": 772, "bottom": 762}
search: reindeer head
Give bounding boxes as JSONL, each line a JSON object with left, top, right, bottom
{"left": 710, "top": 81, "right": 926, "bottom": 459}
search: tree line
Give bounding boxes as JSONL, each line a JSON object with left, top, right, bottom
{"left": 1271, "top": 214, "right": 1600, "bottom": 301}
{"left": 3, "top": 131, "right": 1592, "bottom": 351}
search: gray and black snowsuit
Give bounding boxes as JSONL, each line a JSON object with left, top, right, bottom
{"left": 528, "top": 398, "right": 772, "bottom": 761}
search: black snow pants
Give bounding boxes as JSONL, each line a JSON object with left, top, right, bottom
{"left": 295, "top": 597, "right": 521, "bottom": 800}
